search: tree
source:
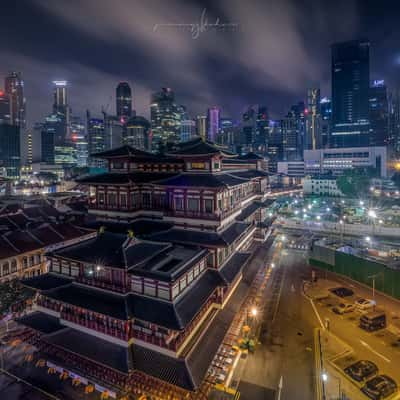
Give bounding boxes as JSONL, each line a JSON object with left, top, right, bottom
{"left": 337, "top": 167, "right": 377, "bottom": 197}
{"left": 0, "top": 280, "right": 34, "bottom": 316}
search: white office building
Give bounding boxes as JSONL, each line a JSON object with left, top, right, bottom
{"left": 304, "top": 146, "right": 387, "bottom": 177}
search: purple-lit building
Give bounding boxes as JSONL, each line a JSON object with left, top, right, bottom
{"left": 207, "top": 107, "right": 220, "bottom": 142}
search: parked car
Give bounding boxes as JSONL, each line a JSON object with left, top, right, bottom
{"left": 344, "top": 360, "right": 378, "bottom": 382}
{"left": 361, "top": 375, "right": 397, "bottom": 399}
{"left": 355, "top": 298, "right": 376, "bottom": 312}
{"left": 360, "top": 312, "right": 386, "bottom": 332}
{"left": 333, "top": 303, "right": 355, "bottom": 314}
{"left": 330, "top": 287, "right": 354, "bottom": 298}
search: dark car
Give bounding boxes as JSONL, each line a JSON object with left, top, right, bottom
{"left": 360, "top": 312, "right": 386, "bottom": 332}
{"left": 330, "top": 287, "right": 354, "bottom": 298}
{"left": 361, "top": 375, "right": 397, "bottom": 399}
{"left": 344, "top": 360, "right": 378, "bottom": 382}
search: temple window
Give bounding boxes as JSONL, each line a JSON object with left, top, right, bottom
{"left": 204, "top": 199, "right": 213, "bottom": 213}
{"left": 187, "top": 270, "right": 194, "bottom": 284}
{"left": 188, "top": 198, "right": 199, "bottom": 212}
{"left": 172, "top": 283, "right": 179, "bottom": 299}
{"left": 98, "top": 192, "right": 105, "bottom": 205}
{"left": 180, "top": 276, "right": 187, "bottom": 291}
{"left": 142, "top": 193, "right": 151, "bottom": 207}
{"left": 108, "top": 192, "right": 117, "bottom": 207}
{"left": 120, "top": 193, "right": 127, "bottom": 208}
{"left": 144, "top": 280, "right": 156, "bottom": 296}
{"left": 11, "top": 259, "right": 17, "bottom": 273}
{"left": 71, "top": 265, "right": 80, "bottom": 277}
{"left": 175, "top": 197, "right": 184, "bottom": 210}
{"left": 158, "top": 285, "right": 170, "bottom": 300}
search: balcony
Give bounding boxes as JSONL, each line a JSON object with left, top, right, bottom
{"left": 76, "top": 276, "right": 127, "bottom": 294}
{"left": 164, "top": 209, "right": 219, "bottom": 220}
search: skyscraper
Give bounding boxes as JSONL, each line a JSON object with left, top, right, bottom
{"left": 305, "top": 88, "right": 321, "bottom": 150}
{"left": 207, "top": 107, "right": 220, "bottom": 142}
{"left": 331, "top": 39, "right": 370, "bottom": 147}
{"left": 256, "top": 106, "right": 269, "bottom": 153}
{"left": 0, "top": 124, "right": 20, "bottom": 178}
{"left": 320, "top": 97, "right": 332, "bottom": 147}
{"left": 52, "top": 80, "right": 70, "bottom": 140}
{"left": 150, "top": 88, "right": 181, "bottom": 151}
{"left": 0, "top": 90, "right": 11, "bottom": 124}
{"left": 71, "top": 116, "right": 88, "bottom": 167}
{"left": 125, "top": 115, "right": 151, "bottom": 150}
{"left": 196, "top": 115, "right": 207, "bottom": 139}
{"left": 369, "top": 80, "right": 389, "bottom": 147}
{"left": 87, "top": 111, "right": 106, "bottom": 168}
{"left": 116, "top": 82, "right": 132, "bottom": 120}
{"left": 5, "top": 72, "right": 26, "bottom": 129}
{"left": 241, "top": 107, "right": 257, "bottom": 150}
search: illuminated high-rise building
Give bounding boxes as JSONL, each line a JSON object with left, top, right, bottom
{"left": 87, "top": 111, "right": 106, "bottom": 168}
{"left": 71, "top": 116, "right": 88, "bottom": 167}
{"left": 5, "top": 72, "right": 25, "bottom": 129}
{"left": 369, "top": 80, "right": 389, "bottom": 147}
{"left": 256, "top": 106, "right": 269, "bottom": 153}
{"left": 196, "top": 115, "right": 207, "bottom": 139}
{"left": 331, "top": 40, "right": 370, "bottom": 147}
{"left": 320, "top": 97, "right": 332, "bottom": 147}
{"left": 305, "top": 88, "right": 321, "bottom": 150}
{"left": 0, "top": 90, "right": 11, "bottom": 124}
{"left": 207, "top": 107, "right": 220, "bottom": 142}
{"left": 150, "top": 88, "right": 181, "bottom": 151}
{"left": 125, "top": 116, "right": 151, "bottom": 150}
{"left": 116, "top": 82, "right": 132, "bottom": 120}
{"left": 0, "top": 124, "right": 20, "bottom": 178}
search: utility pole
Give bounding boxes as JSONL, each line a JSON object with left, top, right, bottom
{"left": 277, "top": 376, "right": 283, "bottom": 400}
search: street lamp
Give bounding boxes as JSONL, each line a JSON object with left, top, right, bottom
{"left": 251, "top": 307, "right": 258, "bottom": 317}
{"left": 321, "top": 372, "right": 341, "bottom": 399}
{"left": 271, "top": 263, "right": 275, "bottom": 269}
{"left": 360, "top": 200, "right": 364, "bottom": 206}
{"left": 321, "top": 373, "right": 328, "bottom": 382}
{"left": 368, "top": 209, "right": 377, "bottom": 219}
{"left": 316, "top": 215, "right": 321, "bottom": 221}
{"left": 365, "top": 236, "right": 371, "bottom": 243}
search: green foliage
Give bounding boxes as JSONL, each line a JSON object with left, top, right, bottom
{"left": 336, "top": 167, "right": 377, "bottom": 197}
{"left": 0, "top": 280, "right": 34, "bottom": 316}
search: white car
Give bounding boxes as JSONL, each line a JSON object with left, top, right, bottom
{"left": 355, "top": 298, "right": 375, "bottom": 311}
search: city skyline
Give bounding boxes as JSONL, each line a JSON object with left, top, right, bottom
{"left": 2, "top": 0, "right": 400, "bottom": 126}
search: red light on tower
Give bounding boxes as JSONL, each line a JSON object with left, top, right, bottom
{"left": 0, "top": 90, "right": 4, "bottom": 97}
{"left": 304, "top": 108, "right": 309, "bottom": 115}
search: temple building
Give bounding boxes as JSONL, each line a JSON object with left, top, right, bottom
{"left": 18, "top": 138, "right": 274, "bottom": 397}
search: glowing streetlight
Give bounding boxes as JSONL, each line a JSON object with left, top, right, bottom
{"left": 339, "top": 219, "right": 343, "bottom": 225}
{"left": 326, "top": 207, "right": 330, "bottom": 212}
{"left": 365, "top": 236, "right": 371, "bottom": 242}
{"left": 316, "top": 215, "right": 321, "bottom": 220}
{"left": 251, "top": 307, "right": 258, "bottom": 317}
{"left": 379, "top": 219, "right": 383, "bottom": 224}
{"left": 308, "top": 204, "right": 312, "bottom": 210}
{"left": 322, "top": 373, "right": 328, "bottom": 382}
{"left": 359, "top": 200, "right": 364, "bottom": 206}
{"left": 294, "top": 210, "right": 299, "bottom": 215}
{"left": 271, "top": 263, "right": 275, "bottom": 269}
{"left": 303, "top": 208, "right": 306, "bottom": 212}
{"left": 281, "top": 235, "right": 286, "bottom": 242}
{"left": 368, "top": 209, "right": 377, "bottom": 219}
{"left": 268, "top": 212, "right": 273, "bottom": 217}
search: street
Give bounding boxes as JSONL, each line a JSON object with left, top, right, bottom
{"left": 239, "top": 244, "right": 318, "bottom": 400}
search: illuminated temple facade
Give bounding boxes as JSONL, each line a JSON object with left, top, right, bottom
{"left": 19, "top": 138, "right": 273, "bottom": 395}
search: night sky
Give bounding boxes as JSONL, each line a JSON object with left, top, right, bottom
{"left": 1, "top": 0, "right": 400, "bottom": 127}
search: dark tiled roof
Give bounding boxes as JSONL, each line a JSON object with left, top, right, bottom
{"left": 45, "top": 328, "right": 130, "bottom": 373}
{"left": 125, "top": 241, "right": 171, "bottom": 268}
{"left": 220, "top": 222, "right": 251, "bottom": 245}
{"left": 127, "top": 294, "right": 181, "bottom": 330}
{"left": 229, "top": 170, "right": 269, "bottom": 179}
{"left": 237, "top": 152, "right": 263, "bottom": 160}
{"left": 5, "top": 213, "right": 30, "bottom": 229}
{"left": 149, "top": 222, "right": 251, "bottom": 248}
{"left": 21, "top": 273, "right": 73, "bottom": 291}
{"left": 219, "top": 252, "right": 251, "bottom": 284}
{"left": 167, "top": 137, "right": 236, "bottom": 157}
{"left": 2, "top": 231, "right": 42, "bottom": 253}
{"left": 17, "top": 311, "right": 66, "bottom": 334}
{"left": 45, "top": 284, "right": 128, "bottom": 320}
{"left": 82, "top": 219, "right": 173, "bottom": 237}
{"left": 0, "top": 237, "right": 18, "bottom": 259}
{"left": 155, "top": 173, "right": 226, "bottom": 188}
{"left": 176, "top": 270, "right": 223, "bottom": 327}
{"left": 132, "top": 345, "right": 195, "bottom": 390}
{"left": 129, "top": 245, "right": 208, "bottom": 282}
{"left": 236, "top": 202, "right": 261, "bottom": 221}
{"left": 30, "top": 225, "right": 65, "bottom": 246}
{"left": 52, "top": 232, "right": 127, "bottom": 268}
{"left": 78, "top": 172, "right": 178, "bottom": 185}
{"left": 148, "top": 228, "right": 226, "bottom": 247}
{"left": 91, "top": 145, "right": 153, "bottom": 159}
{"left": 216, "top": 174, "right": 248, "bottom": 186}
{"left": 23, "top": 206, "right": 60, "bottom": 220}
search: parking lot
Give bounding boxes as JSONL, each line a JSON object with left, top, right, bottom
{"left": 307, "top": 275, "right": 400, "bottom": 399}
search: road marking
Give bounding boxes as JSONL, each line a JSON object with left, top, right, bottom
{"left": 309, "top": 298, "right": 325, "bottom": 330}
{"left": 360, "top": 340, "right": 391, "bottom": 363}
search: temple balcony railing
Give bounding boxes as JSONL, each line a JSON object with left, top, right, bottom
{"left": 76, "top": 277, "right": 127, "bottom": 294}
{"left": 163, "top": 210, "right": 219, "bottom": 220}
{"left": 37, "top": 296, "right": 62, "bottom": 313}
{"left": 131, "top": 328, "right": 176, "bottom": 351}
{"left": 60, "top": 307, "right": 130, "bottom": 342}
